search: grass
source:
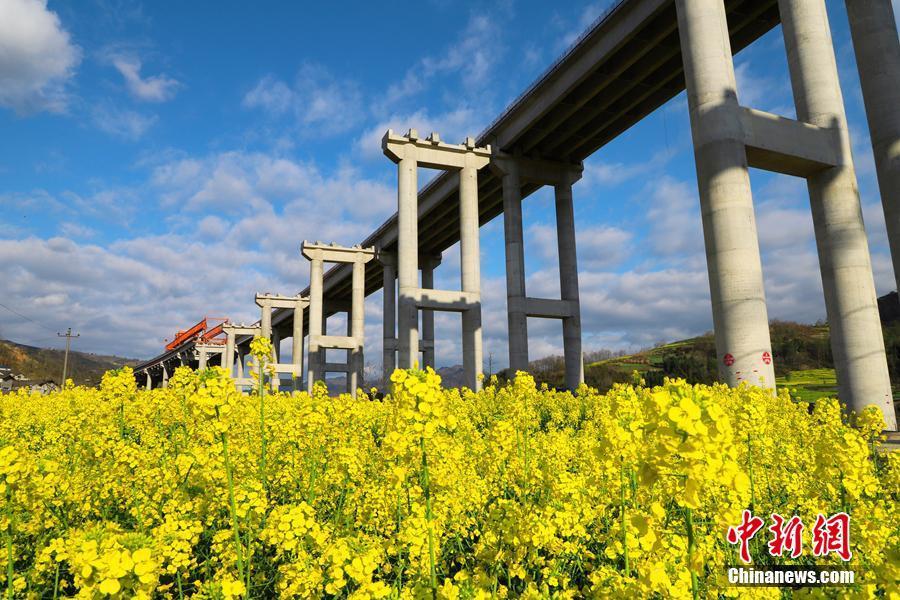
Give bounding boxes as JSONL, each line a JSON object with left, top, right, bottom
{"left": 777, "top": 368, "right": 837, "bottom": 404}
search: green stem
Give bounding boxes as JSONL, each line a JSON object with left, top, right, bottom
{"left": 218, "top": 419, "right": 245, "bottom": 583}
{"left": 176, "top": 571, "right": 183, "bottom": 600}
{"left": 420, "top": 437, "right": 437, "bottom": 599}
{"left": 747, "top": 434, "right": 756, "bottom": 510}
{"left": 258, "top": 361, "right": 267, "bottom": 496}
{"left": 685, "top": 508, "right": 699, "bottom": 600}
{"left": 395, "top": 488, "right": 404, "bottom": 594}
{"left": 52, "top": 562, "right": 60, "bottom": 600}
{"left": 244, "top": 515, "right": 252, "bottom": 598}
{"left": 629, "top": 467, "right": 637, "bottom": 501}
{"left": 5, "top": 491, "right": 14, "bottom": 600}
{"left": 620, "top": 468, "right": 629, "bottom": 577}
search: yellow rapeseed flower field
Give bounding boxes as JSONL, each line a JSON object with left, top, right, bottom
{"left": 0, "top": 347, "right": 897, "bottom": 598}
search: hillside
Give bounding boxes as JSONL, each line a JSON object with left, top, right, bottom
{"left": 521, "top": 292, "right": 900, "bottom": 406}
{"left": 0, "top": 339, "right": 138, "bottom": 387}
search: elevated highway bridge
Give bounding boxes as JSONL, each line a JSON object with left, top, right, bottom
{"left": 134, "top": 0, "right": 900, "bottom": 430}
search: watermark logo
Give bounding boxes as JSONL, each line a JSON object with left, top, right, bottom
{"left": 725, "top": 511, "right": 854, "bottom": 587}
{"left": 726, "top": 510, "right": 852, "bottom": 562}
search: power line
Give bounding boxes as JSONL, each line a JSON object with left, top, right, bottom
{"left": 0, "top": 301, "right": 56, "bottom": 333}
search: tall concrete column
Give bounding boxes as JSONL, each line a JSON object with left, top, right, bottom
{"left": 198, "top": 348, "right": 208, "bottom": 370}
{"left": 502, "top": 164, "right": 529, "bottom": 374}
{"left": 345, "top": 315, "right": 354, "bottom": 393}
{"left": 384, "top": 130, "right": 490, "bottom": 388}
{"left": 350, "top": 258, "right": 366, "bottom": 392}
{"left": 397, "top": 154, "right": 419, "bottom": 369}
{"left": 556, "top": 177, "right": 584, "bottom": 389}
{"left": 307, "top": 257, "right": 324, "bottom": 393}
{"left": 292, "top": 302, "right": 305, "bottom": 392}
{"left": 257, "top": 296, "right": 279, "bottom": 392}
{"left": 224, "top": 330, "right": 235, "bottom": 377}
{"left": 145, "top": 371, "right": 151, "bottom": 390}
{"left": 780, "top": 0, "right": 896, "bottom": 428}
{"left": 161, "top": 365, "right": 169, "bottom": 389}
{"left": 845, "top": 0, "right": 900, "bottom": 296}
{"left": 381, "top": 253, "right": 397, "bottom": 383}
{"left": 236, "top": 349, "right": 245, "bottom": 380}
{"left": 271, "top": 328, "right": 281, "bottom": 391}
{"left": 459, "top": 163, "right": 483, "bottom": 390}
{"left": 675, "top": 0, "right": 776, "bottom": 388}
{"left": 420, "top": 257, "right": 437, "bottom": 369}
{"left": 260, "top": 298, "right": 272, "bottom": 341}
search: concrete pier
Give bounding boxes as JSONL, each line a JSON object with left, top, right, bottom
{"left": 780, "top": 0, "right": 896, "bottom": 428}
{"left": 351, "top": 258, "right": 366, "bottom": 391}
{"left": 256, "top": 293, "right": 309, "bottom": 392}
{"left": 224, "top": 327, "right": 236, "bottom": 376}
{"left": 420, "top": 254, "right": 441, "bottom": 369}
{"left": 306, "top": 253, "right": 325, "bottom": 390}
{"left": 380, "top": 251, "right": 397, "bottom": 384}
{"left": 675, "top": 0, "right": 777, "bottom": 389}
{"left": 302, "top": 242, "right": 375, "bottom": 397}
{"left": 397, "top": 146, "right": 419, "bottom": 370}
{"left": 493, "top": 155, "right": 585, "bottom": 389}
{"left": 256, "top": 295, "right": 277, "bottom": 390}
{"left": 556, "top": 175, "right": 584, "bottom": 390}
{"left": 195, "top": 343, "right": 224, "bottom": 371}
{"left": 292, "top": 299, "right": 305, "bottom": 391}
{"left": 459, "top": 156, "right": 483, "bottom": 390}
{"left": 500, "top": 160, "right": 528, "bottom": 374}
{"left": 222, "top": 323, "right": 261, "bottom": 391}
{"left": 383, "top": 130, "right": 491, "bottom": 390}
{"left": 845, "top": 0, "right": 900, "bottom": 298}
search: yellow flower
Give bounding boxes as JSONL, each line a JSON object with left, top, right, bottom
{"left": 0, "top": 367, "right": 894, "bottom": 598}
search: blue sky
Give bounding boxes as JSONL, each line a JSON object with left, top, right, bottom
{"left": 1, "top": 0, "right": 898, "bottom": 369}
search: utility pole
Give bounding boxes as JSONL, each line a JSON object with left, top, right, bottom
{"left": 487, "top": 352, "right": 493, "bottom": 378}
{"left": 57, "top": 327, "right": 80, "bottom": 384}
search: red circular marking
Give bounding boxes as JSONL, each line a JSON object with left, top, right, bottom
{"left": 762, "top": 351, "right": 772, "bottom": 365}
{"left": 723, "top": 353, "right": 735, "bottom": 366}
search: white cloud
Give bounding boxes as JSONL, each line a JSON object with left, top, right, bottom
{"left": 0, "top": 235, "right": 267, "bottom": 357}
{"left": 0, "top": 0, "right": 81, "bottom": 114}
{"left": 111, "top": 55, "right": 180, "bottom": 102}
{"left": 529, "top": 223, "right": 633, "bottom": 271}
{"left": 420, "top": 14, "right": 497, "bottom": 89}
{"left": 92, "top": 103, "right": 156, "bottom": 140}
{"left": 374, "top": 13, "right": 504, "bottom": 114}
{"left": 644, "top": 176, "right": 704, "bottom": 257}
{"left": 243, "top": 64, "right": 362, "bottom": 135}
{"left": 58, "top": 222, "right": 96, "bottom": 239}
{"left": 581, "top": 146, "right": 678, "bottom": 189}
{"left": 243, "top": 75, "right": 292, "bottom": 114}
{"left": 0, "top": 149, "right": 403, "bottom": 359}
{"left": 149, "top": 151, "right": 395, "bottom": 225}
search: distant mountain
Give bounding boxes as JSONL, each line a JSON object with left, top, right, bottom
{"left": 435, "top": 364, "right": 467, "bottom": 388}
{"left": 0, "top": 339, "right": 138, "bottom": 387}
